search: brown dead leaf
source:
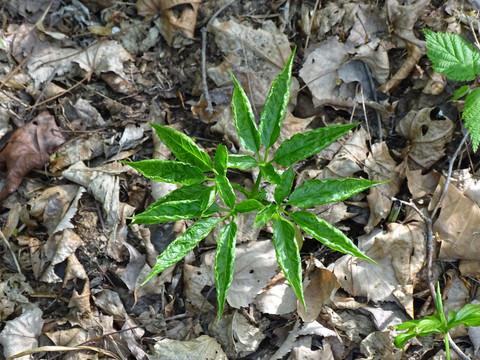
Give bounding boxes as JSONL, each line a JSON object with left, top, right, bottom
{"left": 0, "top": 111, "right": 65, "bottom": 205}
{"left": 298, "top": 264, "right": 340, "bottom": 323}
{"left": 396, "top": 107, "right": 454, "bottom": 169}
{"left": 433, "top": 176, "right": 480, "bottom": 260}
{"left": 364, "top": 142, "right": 403, "bottom": 232}
{"left": 334, "top": 222, "right": 426, "bottom": 317}
{"left": 136, "top": 0, "right": 201, "bottom": 46}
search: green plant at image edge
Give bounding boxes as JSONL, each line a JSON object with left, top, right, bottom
{"left": 424, "top": 28, "right": 480, "bottom": 152}
{"left": 124, "top": 47, "right": 385, "bottom": 320}
{"left": 394, "top": 283, "right": 480, "bottom": 360}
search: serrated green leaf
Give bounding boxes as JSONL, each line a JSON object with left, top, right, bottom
{"left": 447, "top": 304, "right": 480, "bottom": 330}
{"left": 131, "top": 184, "right": 217, "bottom": 224}
{"left": 215, "top": 221, "right": 237, "bottom": 320}
{"left": 274, "top": 166, "right": 294, "bottom": 203}
{"left": 254, "top": 202, "right": 277, "bottom": 227}
{"left": 424, "top": 29, "right": 480, "bottom": 81}
{"left": 463, "top": 87, "right": 480, "bottom": 152}
{"left": 288, "top": 178, "right": 386, "bottom": 207}
{"left": 451, "top": 85, "right": 470, "bottom": 101}
{"left": 216, "top": 174, "right": 236, "bottom": 209}
{"left": 290, "top": 211, "right": 375, "bottom": 262}
{"left": 259, "top": 48, "right": 296, "bottom": 148}
{"left": 260, "top": 163, "right": 281, "bottom": 184}
{"left": 227, "top": 154, "right": 258, "bottom": 170}
{"left": 231, "top": 73, "right": 261, "bottom": 153}
{"left": 150, "top": 123, "right": 213, "bottom": 171}
{"left": 123, "top": 159, "right": 205, "bottom": 185}
{"left": 235, "top": 199, "right": 264, "bottom": 213}
{"left": 142, "top": 217, "right": 220, "bottom": 284}
{"left": 274, "top": 123, "right": 358, "bottom": 166}
{"left": 273, "top": 217, "right": 305, "bottom": 309}
{"left": 214, "top": 144, "right": 228, "bottom": 176}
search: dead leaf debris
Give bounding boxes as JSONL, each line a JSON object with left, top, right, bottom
{"left": 1, "top": 1, "right": 480, "bottom": 359}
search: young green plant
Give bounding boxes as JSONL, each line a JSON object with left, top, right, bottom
{"left": 394, "top": 283, "right": 480, "bottom": 359}
{"left": 424, "top": 28, "right": 480, "bottom": 151}
{"left": 124, "top": 48, "right": 385, "bottom": 320}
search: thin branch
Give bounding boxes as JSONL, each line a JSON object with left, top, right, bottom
{"left": 387, "top": 131, "right": 471, "bottom": 360}
{"left": 201, "top": 0, "right": 238, "bottom": 115}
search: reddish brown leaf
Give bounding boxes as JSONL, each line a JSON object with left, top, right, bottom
{"left": 0, "top": 112, "right": 65, "bottom": 204}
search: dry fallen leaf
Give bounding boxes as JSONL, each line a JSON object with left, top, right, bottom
{"left": 396, "top": 107, "right": 454, "bottom": 169}
{"left": 0, "top": 111, "right": 65, "bottom": 205}
{"left": 433, "top": 175, "right": 480, "bottom": 261}
{"left": 136, "top": 0, "right": 201, "bottom": 46}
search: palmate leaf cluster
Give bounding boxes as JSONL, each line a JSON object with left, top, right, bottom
{"left": 124, "top": 48, "right": 384, "bottom": 320}
{"left": 424, "top": 29, "right": 480, "bottom": 151}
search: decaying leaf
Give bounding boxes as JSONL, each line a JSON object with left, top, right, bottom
{"left": 150, "top": 335, "right": 227, "bottom": 360}
{"left": 364, "top": 141, "right": 403, "bottom": 232}
{"left": 136, "top": 0, "right": 201, "bottom": 46}
{"left": 396, "top": 107, "right": 454, "bottom": 169}
{"left": 0, "top": 307, "right": 45, "bottom": 359}
{"left": 298, "top": 262, "right": 340, "bottom": 323}
{"left": 0, "top": 111, "right": 65, "bottom": 205}
{"left": 334, "top": 221, "right": 426, "bottom": 317}
{"left": 433, "top": 175, "right": 480, "bottom": 260}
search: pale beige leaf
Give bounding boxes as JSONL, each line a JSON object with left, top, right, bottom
{"left": 226, "top": 240, "right": 278, "bottom": 309}
{"left": 333, "top": 222, "right": 425, "bottom": 317}
{"left": 0, "top": 307, "right": 44, "bottom": 360}
{"left": 255, "top": 282, "right": 297, "bottom": 315}
{"left": 433, "top": 177, "right": 480, "bottom": 260}
{"left": 300, "top": 37, "right": 348, "bottom": 107}
{"left": 150, "top": 335, "right": 227, "bottom": 360}
{"left": 364, "top": 141, "right": 403, "bottom": 232}
{"left": 396, "top": 107, "right": 454, "bottom": 169}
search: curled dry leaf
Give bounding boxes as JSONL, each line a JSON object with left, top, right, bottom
{"left": 136, "top": 0, "right": 201, "bottom": 46}
{"left": 0, "top": 112, "right": 65, "bottom": 205}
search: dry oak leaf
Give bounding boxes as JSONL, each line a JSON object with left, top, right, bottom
{"left": 0, "top": 112, "right": 65, "bottom": 204}
{"left": 135, "top": 0, "right": 201, "bottom": 45}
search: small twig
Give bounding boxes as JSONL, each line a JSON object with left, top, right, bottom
{"left": 387, "top": 132, "right": 471, "bottom": 359}
{"left": 0, "top": 229, "right": 22, "bottom": 274}
{"left": 304, "top": 0, "right": 320, "bottom": 50}
{"left": 201, "top": 0, "right": 238, "bottom": 115}
{"left": 431, "top": 132, "right": 469, "bottom": 218}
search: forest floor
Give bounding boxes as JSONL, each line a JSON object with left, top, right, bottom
{"left": 1, "top": 0, "right": 480, "bottom": 359}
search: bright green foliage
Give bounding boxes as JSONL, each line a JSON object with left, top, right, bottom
{"left": 141, "top": 217, "right": 220, "bottom": 284}
{"left": 424, "top": 29, "right": 480, "bottom": 81}
{"left": 273, "top": 216, "right": 305, "bottom": 309}
{"left": 394, "top": 283, "right": 480, "bottom": 360}
{"left": 288, "top": 178, "right": 387, "bottom": 208}
{"left": 259, "top": 49, "right": 295, "bottom": 149}
{"left": 123, "top": 159, "right": 205, "bottom": 185}
{"left": 463, "top": 88, "right": 480, "bottom": 152}
{"left": 214, "top": 222, "right": 237, "bottom": 321}
{"left": 424, "top": 29, "right": 480, "bottom": 151}
{"left": 274, "top": 123, "right": 358, "bottom": 166}
{"left": 126, "top": 48, "right": 384, "bottom": 319}
{"left": 231, "top": 73, "right": 260, "bottom": 154}
{"left": 290, "top": 211, "right": 376, "bottom": 262}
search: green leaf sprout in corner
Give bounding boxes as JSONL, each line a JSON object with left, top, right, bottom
{"left": 394, "top": 283, "right": 480, "bottom": 360}
{"left": 124, "top": 47, "right": 384, "bottom": 320}
{"left": 424, "top": 28, "right": 480, "bottom": 151}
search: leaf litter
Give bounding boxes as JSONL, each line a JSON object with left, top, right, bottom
{"left": 1, "top": 0, "right": 480, "bottom": 359}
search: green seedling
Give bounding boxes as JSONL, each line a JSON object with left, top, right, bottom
{"left": 124, "top": 48, "right": 384, "bottom": 320}
{"left": 424, "top": 29, "right": 480, "bottom": 151}
{"left": 394, "top": 283, "right": 480, "bottom": 359}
